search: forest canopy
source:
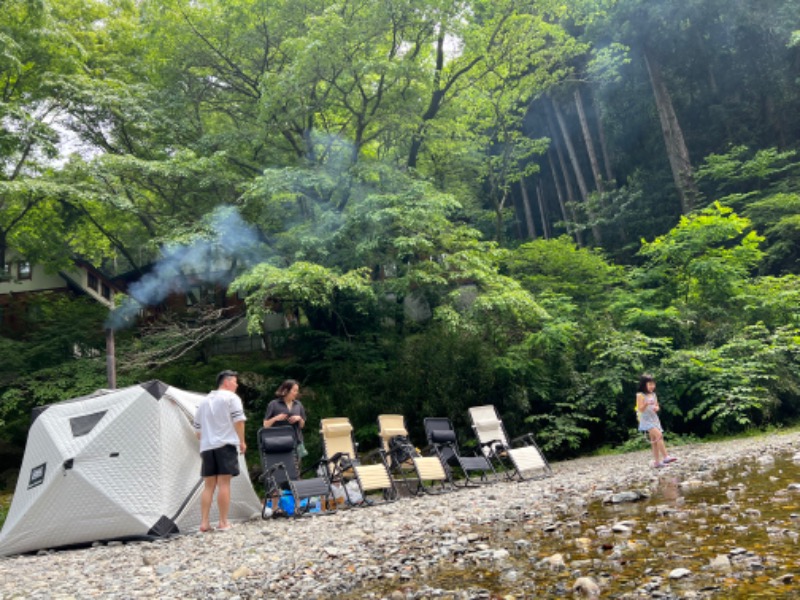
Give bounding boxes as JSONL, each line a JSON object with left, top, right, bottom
{"left": 1, "top": 0, "right": 799, "bottom": 462}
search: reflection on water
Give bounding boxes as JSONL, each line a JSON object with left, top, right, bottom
{"left": 349, "top": 453, "right": 800, "bottom": 598}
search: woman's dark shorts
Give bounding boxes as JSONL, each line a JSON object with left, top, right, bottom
{"left": 201, "top": 444, "right": 240, "bottom": 477}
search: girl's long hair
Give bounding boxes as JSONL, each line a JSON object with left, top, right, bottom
{"left": 637, "top": 373, "right": 655, "bottom": 393}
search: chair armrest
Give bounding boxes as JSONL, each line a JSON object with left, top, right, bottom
{"left": 511, "top": 433, "right": 535, "bottom": 447}
{"left": 300, "top": 459, "right": 329, "bottom": 479}
{"left": 264, "top": 462, "right": 288, "bottom": 477}
{"left": 361, "top": 447, "right": 384, "bottom": 464}
{"left": 479, "top": 438, "right": 504, "bottom": 449}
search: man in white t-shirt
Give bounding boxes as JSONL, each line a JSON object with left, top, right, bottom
{"left": 193, "top": 370, "right": 247, "bottom": 532}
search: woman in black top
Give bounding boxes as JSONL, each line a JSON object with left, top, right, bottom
{"left": 263, "top": 379, "right": 307, "bottom": 465}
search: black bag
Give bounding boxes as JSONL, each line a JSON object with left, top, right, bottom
{"left": 389, "top": 435, "right": 418, "bottom": 464}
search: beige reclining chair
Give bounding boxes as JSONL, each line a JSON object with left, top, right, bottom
{"left": 320, "top": 417, "right": 397, "bottom": 505}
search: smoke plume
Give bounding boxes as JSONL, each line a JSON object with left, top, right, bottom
{"left": 106, "top": 206, "right": 266, "bottom": 330}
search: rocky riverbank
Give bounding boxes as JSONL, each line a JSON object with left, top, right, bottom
{"left": 3, "top": 432, "right": 800, "bottom": 599}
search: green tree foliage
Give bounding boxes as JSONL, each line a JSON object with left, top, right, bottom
{"left": 0, "top": 294, "right": 111, "bottom": 447}
{"left": 230, "top": 262, "right": 376, "bottom": 336}
{"left": 1, "top": 0, "right": 86, "bottom": 266}
{"left": 2, "top": 0, "right": 800, "bottom": 470}
{"left": 626, "top": 205, "right": 800, "bottom": 436}
{"left": 505, "top": 236, "right": 623, "bottom": 306}
{"left": 637, "top": 203, "right": 764, "bottom": 315}
{"left": 660, "top": 324, "right": 799, "bottom": 434}
{"left": 697, "top": 145, "right": 800, "bottom": 274}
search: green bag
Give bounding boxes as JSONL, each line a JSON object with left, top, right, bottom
{"left": 296, "top": 442, "right": 309, "bottom": 458}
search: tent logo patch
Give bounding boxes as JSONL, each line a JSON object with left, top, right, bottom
{"left": 28, "top": 463, "right": 46, "bottom": 489}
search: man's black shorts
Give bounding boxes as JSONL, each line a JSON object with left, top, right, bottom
{"left": 201, "top": 444, "right": 240, "bottom": 477}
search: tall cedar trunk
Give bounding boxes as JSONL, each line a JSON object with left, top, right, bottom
{"left": 764, "top": 95, "right": 788, "bottom": 148}
{"left": 519, "top": 177, "right": 537, "bottom": 239}
{"left": 547, "top": 150, "right": 580, "bottom": 244}
{"left": 551, "top": 98, "right": 602, "bottom": 244}
{"left": 511, "top": 192, "right": 525, "bottom": 239}
{"left": 536, "top": 180, "right": 550, "bottom": 239}
{"left": 546, "top": 110, "right": 584, "bottom": 246}
{"left": 587, "top": 87, "right": 615, "bottom": 183}
{"left": 494, "top": 189, "right": 508, "bottom": 244}
{"left": 643, "top": 50, "right": 698, "bottom": 214}
{"left": 574, "top": 87, "right": 605, "bottom": 193}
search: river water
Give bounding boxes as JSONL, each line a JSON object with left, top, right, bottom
{"left": 350, "top": 452, "right": 800, "bottom": 598}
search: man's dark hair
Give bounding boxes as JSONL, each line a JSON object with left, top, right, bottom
{"left": 216, "top": 370, "right": 239, "bottom": 388}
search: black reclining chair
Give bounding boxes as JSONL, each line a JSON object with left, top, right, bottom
{"left": 257, "top": 425, "right": 335, "bottom": 518}
{"left": 424, "top": 417, "right": 497, "bottom": 486}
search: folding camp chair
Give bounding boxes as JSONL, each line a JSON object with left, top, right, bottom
{"left": 257, "top": 426, "right": 335, "bottom": 518}
{"left": 424, "top": 417, "right": 497, "bottom": 486}
{"left": 468, "top": 405, "right": 551, "bottom": 481}
{"left": 378, "top": 414, "right": 452, "bottom": 495}
{"left": 320, "top": 417, "right": 397, "bottom": 505}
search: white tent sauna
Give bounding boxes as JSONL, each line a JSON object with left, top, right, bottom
{"left": 0, "top": 381, "right": 260, "bottom": 555}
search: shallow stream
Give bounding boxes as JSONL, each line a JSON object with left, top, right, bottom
{"left": 350, "top": 452, "right": 800, "bottom": 598}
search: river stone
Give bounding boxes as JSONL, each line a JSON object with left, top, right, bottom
{"left": 668, "top": 567, "right": 691, "bottom": 579}
{"left": 541, "top": 553, "right": 566, "bottom": 571}
{"left": 769, "top": 573, "right": 794, "bottom": 585}
{"left": 572, "top": 576, "right": 601, "bottom": 598}
{"left": 709, "top": 554, "right": 732, "bottom": 573}
{"left": 231, "top": 566, "right": 252, "bottom": 580}
{"left": 492, "top": 549, "right": 510, "bottom": 562}
{"left": 679, "top": 479, "right": 704, "bottom": 490}
{"left": 155, "top": 565, "right": 176, "bottom": 576}
{"left": 607, "top": 490, "right": 645, "bottom": 504}
{"left": 500, "top": 569, "right": 519, "bottom": 583}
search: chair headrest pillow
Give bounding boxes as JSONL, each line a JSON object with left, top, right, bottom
{"left": 431, "top": 429, "right": 457, "bottom": 444}
{"left": 323, "top": 422, "right": 353, "bottom": 436}
{"left": 263, "top": 435, "right": 296, "bottom": 453}
{"left": 475, "top": 419, "right": 501, "bottom": 431}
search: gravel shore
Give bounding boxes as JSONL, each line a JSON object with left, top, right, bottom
{"left": 2, "top": 431, "right": 800, "bottom": 599}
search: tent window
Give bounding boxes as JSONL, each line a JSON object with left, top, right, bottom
{"left": 70, "top": 410, "right": 107, "bottom": 437}
{"left": 17, "top": 261, "right": 31, "bottom": 280}
{"left": 28, "top": 463, "right": 46, "bottom": 489}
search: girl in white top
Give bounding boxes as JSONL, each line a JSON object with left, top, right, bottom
{"left": 636, "top": 374, "right": 677, "bottom": 468}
